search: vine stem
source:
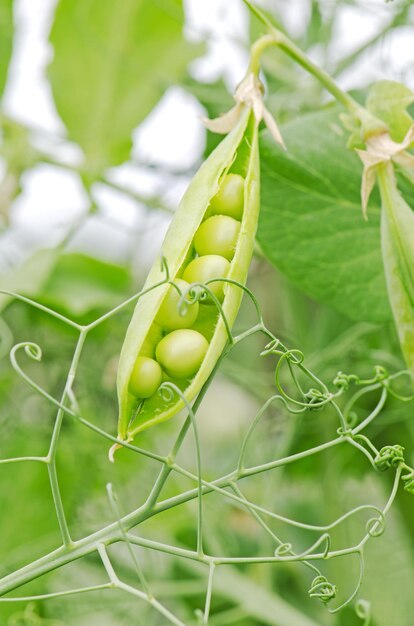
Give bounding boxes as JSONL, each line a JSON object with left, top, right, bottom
{"left": 46, "top": 330, "right": 87, "bottom": 547}
{"left": 243, "top": 1, "right": 386, "bottom": 136}
{"left": 1, "top": 324, "right": 400, "bottom": 598}
{"left": 97, "top": 544, "right": 187, "bottom": 626}
{"left": 0, "top": 434, "right": 368, "bottom": 596}
{"left": 0, "top": 454, "right": 314, "bottom": 595}
{"left": 2, "top": 266, "right": 410, "bottom": 612}
{"left": 203, "top": 562, "right": 215, "bottom": 624}
{"left": 0, "top": 584, "right": 113, "bottom": 602}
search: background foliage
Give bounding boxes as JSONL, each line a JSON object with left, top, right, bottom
{"left": 1, "top": 1, "right": 414, "bottom": 625}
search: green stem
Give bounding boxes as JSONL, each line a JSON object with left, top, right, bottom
{"left": 0, "top": 583, "right": 113, "bottom": 602}
{"left": 230, "top": 483, "right": 320, "bottom": 576}
{"left": 243, "top": 0, "right": 386, "bottom": 136}
{"left": 243, "top": 1, "right": 358, "bottom": 112}
{"left": 0, "top": 438, "right": 337, "bottom": 596}
{"left": 276, "top": 34, "right": 359, "bottom": 115}
{"left": 143, "top": 365, "right": 215, "bottom": 511}
{"left": 248, "top": 34, "right": 276, "bottom": 75}
{"left": 0, "top": 401, "right": 403, "bottom": 598}
{"left": 46, "top": 331, "right": 88, "bottom": 546}
{"left": 203, "top": 562, "right": 215, "bottom": 623}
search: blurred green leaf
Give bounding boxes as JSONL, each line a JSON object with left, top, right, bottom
{"left": 0, "top": 0, "right": 13, "bottom": 98}
{"left": 49, "top": 0, "right": 202, "bottom": 177}
{"left": 367, "top": 80, "right": 414, "bottom": 142}
{"left": 258, "top": 107, "right": 391, "bottom": 324}
{"left": 304, "top": 0, "right": 323, "bottom": 48}
{"left": 357, "top": 477, "right": 414, "bottom": 626}
{"left": 0, "top": 251, "right": 130, "bottom": 319}
{"left": 185, "top": 78, "right": 234, "bottom": 156}
{"left": 0, "top": 249, "right": 57, "bottom": 312}
{"left": 38, "top": 253, "right": 131, "bottom": 316}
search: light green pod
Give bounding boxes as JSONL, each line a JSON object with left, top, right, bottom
{"left": 379, "top": 164, "right": 414, "bottom": 376}
{"left": 116, "top": 109, "right": 260, "bottom": 441}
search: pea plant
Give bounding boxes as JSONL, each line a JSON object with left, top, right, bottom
{"left": 1, "top": 1, "right": 414, "bottom": 625}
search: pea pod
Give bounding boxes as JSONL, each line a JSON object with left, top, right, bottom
{"left": 116, "top": 109, "right": 260, "bottom": 442}
{"left": 378, "top": 163, "right": 414, "bottom": 375}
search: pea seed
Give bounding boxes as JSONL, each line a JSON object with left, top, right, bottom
{"left": 156, "top": 329, "right": 209, "bottom": 379}
{"left": 194, "top": 215, "right": 240, "bottom": 261}
{"left": 129, "top": 357, "right": 163, "bottom": 398}
{"left": 183, "top": 255, "right": 230, "bottom": 303}
{"left": 209, "top": 173, "right": 244, "bottom": 220}
{"left": 156, "top": 279, "right": 199, "bottom": 331}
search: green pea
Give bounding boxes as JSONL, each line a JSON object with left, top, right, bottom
{"left": 156, "top": 279, "right": 199, "bottom": 331}
{"left": 194, "top": 215, "right": 241, "bottom": 261}
{"left": 129, "top": 357, "right": 163, "bottom": 398}
{"left": 156, "top": 329, "right": 209, "bottom": 379}
{"left": 182, "top": 254, "right": 230, "bottom": 303}
{"left": 209, "top": 173, "right": 244, "bottom": 220}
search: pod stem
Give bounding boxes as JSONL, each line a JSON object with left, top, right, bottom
{"left": 243, "top": 1, "right": 386, "bottom": 138}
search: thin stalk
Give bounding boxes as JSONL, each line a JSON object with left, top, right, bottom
{"left": 0, "top": 584, "right": 113, "bottom": 602}
{"left": 46, "top": 331, "right": 87, "bottom": 547}
{"left": 203, "top": 563, "right": 215, "bottom": 624}
{"left": 242, "top": 0, "right": 386, "bottom": 136}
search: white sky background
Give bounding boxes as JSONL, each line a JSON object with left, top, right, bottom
{"left": 1, "top": 0, "right": 414, "bottom": 273}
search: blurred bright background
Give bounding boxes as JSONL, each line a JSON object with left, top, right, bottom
{"left": 2, "top": 0, "right": 414, "bottom": 271}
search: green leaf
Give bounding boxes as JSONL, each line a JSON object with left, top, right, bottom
{"left": 184, "top": 77, "right": 234, "bottom": 156}
{"left": 258, "top": 107, "right": 392, "bottom": 324}
{"left": 366, "top": 80, "right": 414, "bottom": 142}
{"left": 359, "top": 476, "right": 414, "bottom": 626}
{"left": 0, "top": 0, "right": 13, "bottom": 98}
{"left": 49, "top": 0, "right": 201, "bottom": 176}
{"left": 0, "top": 249, "right": 58, "bottom": 312}
{"left": 0, "top": 251, "right": 130, "bottom": 318}
{"left": 38, "top": 253, "right": 131, "bottom": 316}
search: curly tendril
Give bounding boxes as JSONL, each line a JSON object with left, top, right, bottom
{"left": 304, "top": 387, "right": 332, "bottom": 410}
{"left": 355, "top": 598, "right": 371, "bottom": 626}
{"left": 157, "top": 381, "right": 177, "bottom": 403}
{"left": 274, "top": 533, "right": 331, "bottom": 561}
{"left": 173, "top": 283, "right": 204, "bottom": 316}
{"left": 402, "top": 467, "right": 414, "bottom": 494}
{"left": 365, "top": 514, "right": 385, "bottom": 538}
{"left": 9, "top": 342, "right": 78, "bottom": 419}
{"left": 274, "top": 542, "right": 292, "bottom": 556}
{"left": 374, "top": 445, "right": 405, "bottom": 471}
{"left": 334, "top": 366, "right": 389, "bottom": 392}
{"left": 181, "top": 280, "right": 234, "bottom": 344}
{"left": 260, "top": 338, "right": 281, "bottom": 356}
{"left": 308, "top": 576, "right": 337, "bottom": 604}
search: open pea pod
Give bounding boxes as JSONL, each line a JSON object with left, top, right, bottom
{"left": 116, "top": 109, "right": 260, "bottom": 442}
{"left": 379, "top": 164, "right": 414, "bottom": 376}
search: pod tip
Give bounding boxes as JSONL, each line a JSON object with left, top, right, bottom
{"left": 108, "top": 442, "right": 122, "bottom": 463}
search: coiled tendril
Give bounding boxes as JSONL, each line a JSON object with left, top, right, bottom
{"left": 374, "top": 445, "right": 405, "bottom": 471}
{"left": 308, "top": 576, "right": 337, "bottom": 604}
{"left": 402, "top": 468, "right": 414, "bottom": 494}
{"left": 355, "top": 598, "right": 371, "bottom": 626}
{"left": 365, "top": 514, "right": 385, "bottom": 538}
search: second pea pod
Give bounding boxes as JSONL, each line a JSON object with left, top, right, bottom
{"left": 116, "top": 108, "right": 260, "bottom": 442}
